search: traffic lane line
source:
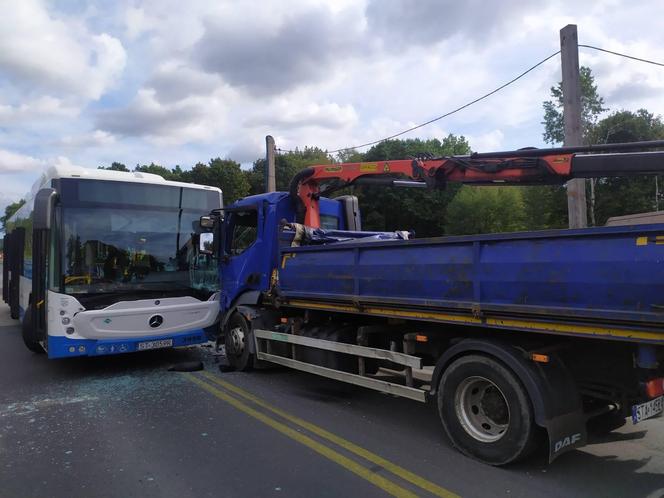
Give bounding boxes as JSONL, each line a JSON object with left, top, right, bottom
{"left": 183, "top": 372, "right": 419, "bottom": 498}
{"left": 198, "top": 371, "right": 460, "bottom": 498}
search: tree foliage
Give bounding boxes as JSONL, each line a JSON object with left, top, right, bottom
{"left": 1, "top": 199, "right": 26, "bottom": 232}
{"left": 591, "top": 109, "right": 664, "bottom": 224}
{"left": 356, "top": 136, "right": 469, "bottom": 237}
{"left": 99, "top": 161, "right": 130, "bottom": 172}
{"left": 134, "top": 163, "right": 180, "bottom": 180}
{"left": 180, "top": 158, "right": 250, "bottom": 204}
{"left": 246, "top": 147, "right": 332, "bottom": 195}
{"left": 445, "top": 187, "right": 526, "bottom": 235}
{"left": 542, "top": 66, "right": 607, "bottom": 145}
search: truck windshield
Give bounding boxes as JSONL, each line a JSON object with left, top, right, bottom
{"left": 57, "top": 179, "right": 220, "bottom": 300}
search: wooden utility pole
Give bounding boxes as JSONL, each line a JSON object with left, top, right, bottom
{"left": 560, "top": 24, "right": 588, "bottom": 228}
{"left": 265, "top": 135, "right": 276, "bottom": 192}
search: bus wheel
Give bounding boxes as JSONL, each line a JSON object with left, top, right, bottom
{"left": 438, "top": 354, "right": 537, "bottom": 466}
{"left": 22, "top": 306, "right": 44, "bottom": 354}
{"left": 224, "top": 313, "right": 254, "bottom": 371}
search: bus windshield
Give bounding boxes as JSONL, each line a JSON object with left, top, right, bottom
{"left": 58, "top": 179, "right": 220, "bottom": 300}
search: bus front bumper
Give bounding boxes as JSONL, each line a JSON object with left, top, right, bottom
{"left": 46, "top": 329, "right": 208, "bottom": 359}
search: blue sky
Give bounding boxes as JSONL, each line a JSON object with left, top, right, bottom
{"left": 2, "top": 0, "right": 664, "bottom": 211}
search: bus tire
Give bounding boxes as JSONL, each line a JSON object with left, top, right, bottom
{"left": 22, "top": 306, "right": 44, "bottom": 354}
{"left": 438, "top": 354, "right": 537, "bottom": 466}
{"left": 224, "top": 312, "right": 254, "bottom": 371}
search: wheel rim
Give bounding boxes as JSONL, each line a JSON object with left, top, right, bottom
{"left": 227, "top": 326, "right": 245, "bottom": 356}
{"left": 454, "top": 376, "right": 510, "bottom": 443}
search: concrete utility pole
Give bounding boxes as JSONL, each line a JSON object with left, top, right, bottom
{"left": 265, "top": 135, "right": 276, "bottom": 193}
{"left": 560, "top": 24, "right": 588, "bottom": 228}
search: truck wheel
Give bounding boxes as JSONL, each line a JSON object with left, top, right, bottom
{"left": 438, "top": 354, "right": 537, "bottom": 465}
{"left": 224, "top": 313, "right": 254, "bottom": 371}
{"left": 22, "top": 306, "right": 44, "bottom": 354}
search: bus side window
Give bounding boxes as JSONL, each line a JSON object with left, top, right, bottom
{"left": 229, "top": 211, "right": 258, "bottom": 256}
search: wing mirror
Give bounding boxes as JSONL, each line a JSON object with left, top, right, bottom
{"left": 199, "top": 232, "right": 214, "bottom": 255}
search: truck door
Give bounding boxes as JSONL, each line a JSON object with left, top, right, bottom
{"left": 220, "top": 207, "right": 262, "bottom": 310}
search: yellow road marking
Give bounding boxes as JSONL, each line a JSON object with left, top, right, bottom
{"left": 183, "top": 373, "right": 418, "bottom": 498}
{"left": 200, "top": 371, "right": 459, "bottom": 498}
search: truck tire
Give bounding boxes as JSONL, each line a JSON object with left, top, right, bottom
{"left": 22, "top": 306, "right": 44, "bottom": 354}
{"left": 224, "top": 312, "right": 254, "bottom": 371}
{"left": 437, "top": 354, "right": 538, "bottom": 465}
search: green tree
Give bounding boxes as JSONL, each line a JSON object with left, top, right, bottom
{"left": 445, "top": 187, "right": 526, "bottom": 235}
{"left": 134, "top": 163, "right": 182, "bottom": 181}
{"left": 1, "top": 199, "right": 26, "bottom": 232}
{"left": 99, "top": 161, "right": 129, "bottom": 172}
{"left": 535, "top": 67, "right": 607, "bottom": 229}
{"left": 181, "top": 158, "right": 250, "bottom": 204}
{"left": 246, "top": 147, "right": 332, "bottom": 195}
{"left": 521, "top": 186, "right": 568, "bottom": 230}
{"left": 335, "top": 148, "right": 364, "bottom": 163}
{"left": 591, "top": 109, "right": 664, "bottom": 224}
{"left": 356, "top": 135, "right": 470, "bottom": 237}
{"left": 542, "top": 66, "right": 607, "bottom": 145}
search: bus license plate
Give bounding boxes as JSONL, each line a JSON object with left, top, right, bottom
{"left": 632, "top": 396, "right": 663, "bottom": 424}
{"left": 137, "top": 339, "right": 173, "bottom": 351}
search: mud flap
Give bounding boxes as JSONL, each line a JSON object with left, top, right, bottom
{"left": 543, "top": 411, "right": 587, "bottom": 462}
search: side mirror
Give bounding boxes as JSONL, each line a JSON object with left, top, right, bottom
{"left": 200, "top": 216, "right": 215, "bottom": 229}
{"left": 199, "top": 232, "right": 214, "bottom": 255}
{"left": 34, "top": 188, "right": 58, "bottom": 230}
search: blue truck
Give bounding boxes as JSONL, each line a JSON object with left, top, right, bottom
{"left": 201, "top": 142, "right": 664, "bottom": 465}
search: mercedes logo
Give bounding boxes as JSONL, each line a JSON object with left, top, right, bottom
{"left": 149, "top": 315, "right": 164, "bottom": 328}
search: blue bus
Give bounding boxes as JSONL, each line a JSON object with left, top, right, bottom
{"left": 2, "top": 165, "right": 222, "bottom": 358}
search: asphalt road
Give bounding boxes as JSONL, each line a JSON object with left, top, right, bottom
{"left": 1, "top": 302, "right": 663, "bottom": 498}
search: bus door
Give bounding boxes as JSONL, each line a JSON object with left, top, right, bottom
{"left": 7, "top": 227, "right": 25, "bottom": 320}
{"left": 2, "top": 234, "right": 9, "bottom": 304}
{"left": 29, "top": 189, "right": 58, "bottom": 341}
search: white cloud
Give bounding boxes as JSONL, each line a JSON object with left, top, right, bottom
{"left": 0, "top": 96, "right": 79, "bottom": 125}
{"left": 125, "top": 6, "right": 157, "bottom": 40}
{"left": 0, "top": 149, "right": 45, "bottom": 173}
{"left": 95, "top": 88, "right": 230, "bottom": 144}
{"left": 0, "top": 0, "right": 126, "bottom": 100}
{"left": 58, "top": 130, "right": 116, "bottom": 148}
{"left": 3, "top": 0, "right": 664, "bottom": 193}
{"left": 467, "top": 130, "right": 505, "bottom": 152}
{"left": 245, "top": 101, "right": 359, "bottom": 131}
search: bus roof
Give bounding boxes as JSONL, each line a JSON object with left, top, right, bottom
{"left": 28, "top": 164, "right": 222, "bottom": 198}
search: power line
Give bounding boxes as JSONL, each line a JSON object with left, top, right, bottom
{"left": 276, "top": 44, "right": 664, "bottom": 155}
{"left": 579, "top": 44, "right": 664, "bottom": 68}
{"left": 277, "top": 50, "right": 561, "bottom": 154}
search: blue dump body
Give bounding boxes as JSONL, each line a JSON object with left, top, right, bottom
{"left": 277, "top": 222, "right": 664, "bottom": 343}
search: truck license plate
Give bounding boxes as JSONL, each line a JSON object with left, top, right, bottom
{"left": 632, "top": 396, "right": 663, "bottom": 424}
{"left": 137, "top": 339, "right": 173, "bottom": 351}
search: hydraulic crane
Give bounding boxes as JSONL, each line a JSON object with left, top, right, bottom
{"left": 290, "top": 139, "right": 664, "bottom": 227}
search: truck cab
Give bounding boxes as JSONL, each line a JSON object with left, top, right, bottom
{"left": 216, "top": 192, "right": 358, "bottom": 315}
